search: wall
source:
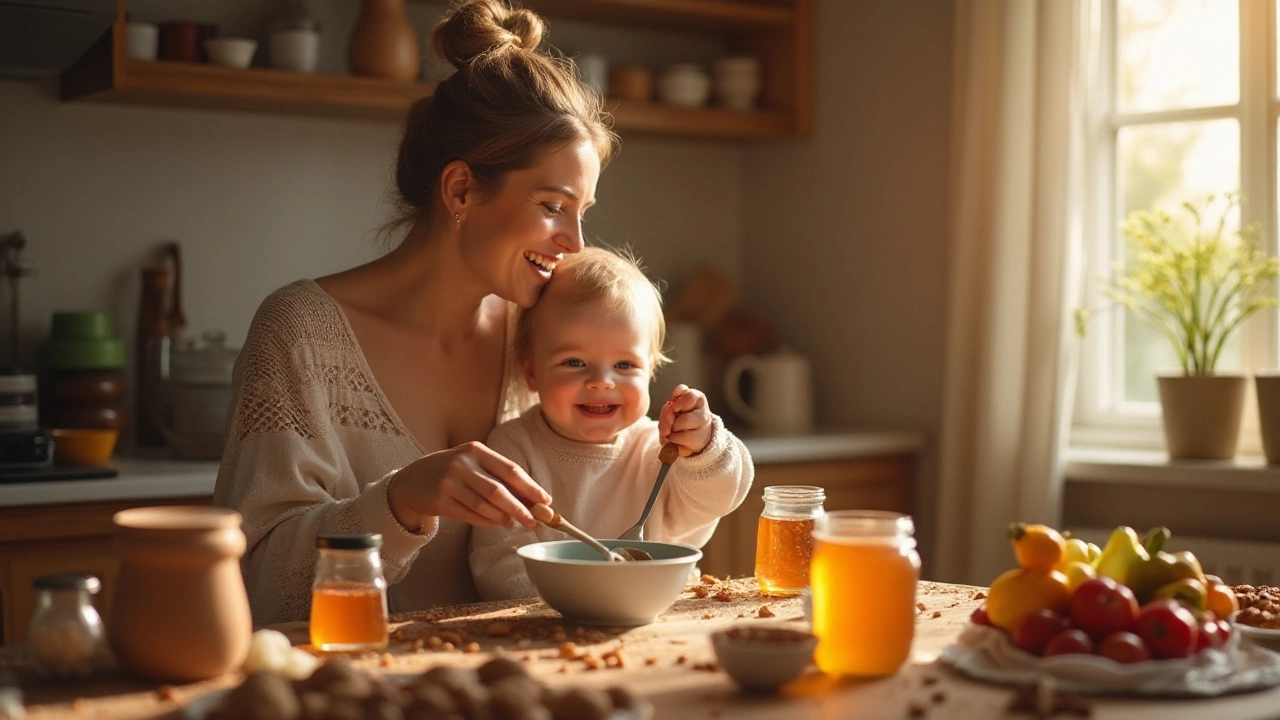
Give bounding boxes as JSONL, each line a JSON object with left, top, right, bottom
{"left": 0, "top": 0, "right": 744, "bottom": 372}
{"left": 742, "top": 0, "right": 955, "bottom": 573}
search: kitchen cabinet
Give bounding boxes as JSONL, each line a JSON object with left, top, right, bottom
{"left": 699, "top": 453, "right": 916, "bottom": 578}
{"left": 60, "top": 0, "right": 812, "bottom": 140}
{"left": 0, "top": 495, "right": 210, "bottom": 646}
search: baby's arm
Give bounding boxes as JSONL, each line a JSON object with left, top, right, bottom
{"left": 648, "top": 389, "right": 755, "bottom": 547}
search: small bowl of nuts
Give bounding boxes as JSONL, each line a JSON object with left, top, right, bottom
{"left": 710, "top": 625, "right": 817, "bottom": 692}
{"left": 1230, "top": 584, "right": 1280, "bottom": 651}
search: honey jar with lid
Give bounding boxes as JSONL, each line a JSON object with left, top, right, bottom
{"left": 311, "top": 533, "right": 388, "bottom": 652}
{"left": 755, "top": 485, "right": 825, "bottom": 596}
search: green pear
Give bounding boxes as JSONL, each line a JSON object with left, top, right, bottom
{"left": 1094, "top": 526, "right": 1150, "bottom": 583}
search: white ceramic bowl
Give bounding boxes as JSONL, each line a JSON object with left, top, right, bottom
{"left": 517, "top": 540, "right": 701, "bottom": 626}
{"left": 1229, "top": 611, "right": 1280, "bottom": 651}
{"left": 204, "top": 38, "right": 257, "bottom": 69}
{"left": 710, "top": 625, "right": 817, "bottom": 692}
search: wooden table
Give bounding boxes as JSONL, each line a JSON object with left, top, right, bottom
{"left": 5, "top": 579, "right": 1280, "bottom": 719}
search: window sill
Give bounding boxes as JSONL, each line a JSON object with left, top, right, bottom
{"left": 1065, "top": 446, "right": 1280, "bottom": 492}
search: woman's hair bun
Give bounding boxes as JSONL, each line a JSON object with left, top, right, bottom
{"left": 433, "top": 0, "right": 546, "bottom": 69}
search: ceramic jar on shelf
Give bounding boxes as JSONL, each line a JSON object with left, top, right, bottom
{"left": 348, "top": 0, "right": 420, "bottom": 81}
{"left": 658, "top": 63, "right": 711, "bottom": 108}
{"left": 38, "top": 311, "right": 127, "bottom": 434}
{"left": 714, "top": 56, "right": 763, "bottom": 110}
{"left": 270, "top": 16, "right": 321, "bottom": 73}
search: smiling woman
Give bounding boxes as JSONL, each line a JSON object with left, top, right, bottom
{"left": 212, "top": 0, "right": 619, "bottom": 626}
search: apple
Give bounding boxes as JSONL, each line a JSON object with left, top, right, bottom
{"left": 1015, "top": 609, "right": 1070, "bottom": 655}
{"left": 1135, "top": 599, "right": 1199, "bottom": 659}
{"left": 1070, "top": 577, "right": 1140, "bottom": 639}
{"left": 1043, "top": 628, "right": 1094, "bottom": 656}
{"left": 1194, "top": 617, "right": 1226, "bottom": 653}
{"left": 1098, "top": 631, "right": 1151, "bottom": 664}
{"left": 971, "top": 605, "right": 992, "bottom": 626}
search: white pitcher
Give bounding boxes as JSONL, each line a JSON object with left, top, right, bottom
{"left": 723, "top": 349, "right": 813, "bottom": 435}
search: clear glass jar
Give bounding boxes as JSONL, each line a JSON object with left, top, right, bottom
{"left": 810, "top": 511, "right": 921, "bottom": 677}
{"left": 26, "top": 573, "right": 106, "bottom": 678}
{"left": 310, "top": 533, "right": 388, "bottom": 652}
{"left": 755, "top": 485, "right": 825, "bottom": 596}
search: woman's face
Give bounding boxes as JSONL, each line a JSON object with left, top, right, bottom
{"left": 461, "top": 138, "right": 602, "bottom": 308}
{"left": 522, "top": 289, "right": 654, "bottom": 444}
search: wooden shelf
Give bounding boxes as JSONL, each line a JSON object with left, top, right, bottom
{"left": 59, "top": 0, "right": 812, "bottom": 140}
{"left": 521, "top": 0, "right": 795, "bottom": 31}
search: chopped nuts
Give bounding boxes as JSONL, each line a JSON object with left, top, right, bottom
{"left": 757, "top": 605, "right": 776, "bottom": 618}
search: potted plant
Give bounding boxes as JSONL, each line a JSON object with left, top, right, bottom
{"left": 1076, "top": 192, "right": 1280, "bottom": 459}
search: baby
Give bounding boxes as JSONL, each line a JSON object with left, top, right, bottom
{"left": 469, "top": 247, "right": 755, "bottom": 600}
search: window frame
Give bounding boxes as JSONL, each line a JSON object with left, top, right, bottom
{"left": 1072, "top": 0, "right": 1280, "bottom": 452}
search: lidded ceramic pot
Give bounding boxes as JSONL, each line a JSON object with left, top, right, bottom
{"left": 38, "top": 311, "right": 128, "bottom": 433}
{"left": 108, "top": 506, "right": 251, "bottom": 682}
{"left": 166, "top": 329, "right": 238, "bottom": 460}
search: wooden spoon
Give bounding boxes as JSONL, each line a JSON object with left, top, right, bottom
{"left": 531, "top": 503, "right": 640, "bottom": 562}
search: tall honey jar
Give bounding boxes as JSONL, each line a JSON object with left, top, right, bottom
{"left": 754, "top": 485, "right": 825, "bottom": 596}
{"left": 311, "top": 533, "right": 388, "bottom": 652}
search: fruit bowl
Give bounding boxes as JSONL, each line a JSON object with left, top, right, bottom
{"left": 941, "top": 623, "right": 1280, "bottom": 696}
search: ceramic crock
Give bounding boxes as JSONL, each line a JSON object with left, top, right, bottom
{"left": 108, "top": 506, "right": 251, "bottom": 682}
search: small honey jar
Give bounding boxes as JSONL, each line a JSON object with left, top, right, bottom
{"left": 754, "top": 485, "right": 825, "bottom": 596}
{"left": 310, "top": 533, "right": 388, "bottom": 652}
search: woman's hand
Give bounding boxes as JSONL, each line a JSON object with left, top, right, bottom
{"left": 387, "top": 442, "right": 551, "bottom": 531}
{"left": 658, "top": 384, "right": 715, "bottom": 457}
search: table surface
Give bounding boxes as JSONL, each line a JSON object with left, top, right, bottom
{"left": 5, "top": 579, "right": 1280, "bottom": 720}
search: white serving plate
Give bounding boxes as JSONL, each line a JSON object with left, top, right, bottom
{"left": 940, "top": 623, "right": 1280, "bottom": 697}
{"left": 1230, "top": 611, "right": 1280, "bottom": 651}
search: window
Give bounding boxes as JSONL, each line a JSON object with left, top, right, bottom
{"left": 1074, "top": 0, "right": 1277, "bottom": 449}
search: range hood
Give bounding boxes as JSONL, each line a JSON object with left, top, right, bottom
{"left": 0, "top": 0, "right": 117, "bottom": 80}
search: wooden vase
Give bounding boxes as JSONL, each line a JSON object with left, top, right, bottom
{"left": 108, "top": 506, "right": 252, "bottom": 682}
{"left": 348, "top": 0, "right": 421, "bottom": 81}
{"left": 1157, "top": 374, "right": 1247, "bottom": 460}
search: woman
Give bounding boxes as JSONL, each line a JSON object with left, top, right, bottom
{"left": 213, "top": 0, "right": 617, "bottom": 625}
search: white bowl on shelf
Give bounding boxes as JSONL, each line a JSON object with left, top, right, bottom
{"left": 203, "top": 38, "right": 257, "bottom": 69}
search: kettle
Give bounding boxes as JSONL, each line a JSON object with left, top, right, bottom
{"left": 164, "top": 329, "right": 237, "bottom": 460}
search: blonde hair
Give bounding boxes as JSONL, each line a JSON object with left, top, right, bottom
{"left": 388, "top": 0, "right": 618, "bottom": 234}
{"left": 517, "top": 246, "right": 671, "bottom": 377}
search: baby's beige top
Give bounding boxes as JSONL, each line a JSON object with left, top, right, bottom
{"left": 213, "top": 280, "right": 535, "bottom": 626}
{"left": 471, "top": 407, "right": 755, "bottom": 600}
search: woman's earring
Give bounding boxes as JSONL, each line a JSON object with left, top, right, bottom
{"left": 454, "top": 211, "right": 461, "bottom": 229}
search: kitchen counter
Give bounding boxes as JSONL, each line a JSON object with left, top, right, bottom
{"left": 0, "top": 430, "right": 925, "bottom": 508}
{"left": 7, "top": 578, "right": 1278, "bottom": 720}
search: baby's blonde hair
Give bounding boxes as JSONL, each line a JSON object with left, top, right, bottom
{"left": 516, "top": 246, "right": 671, "bottom": 377}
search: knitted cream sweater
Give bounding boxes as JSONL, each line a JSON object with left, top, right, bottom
{"left": 471, "top": 407, "right": 754, "bottom": 600}
{"left": 213, "top": 280, "right": 535, "bottom": 625}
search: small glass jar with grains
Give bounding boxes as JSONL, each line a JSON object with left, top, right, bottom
{"left": 755, "top": 485, "right": 825, "bottom": 596}
{"left": 310, "top": 533, "right": 388, "bottom": 652}
{"left": 26, "top": 573, "right": 107, "bottom": 678}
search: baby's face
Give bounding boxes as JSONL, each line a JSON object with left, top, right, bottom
{"left": 523, "top": 293, "right": 654, "bottom": 443}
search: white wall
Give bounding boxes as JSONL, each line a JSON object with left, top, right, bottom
{"left": 0, "top": 85, "right": 742, "bottom": 370}
{"left": 742, "top": 0, "right": 954, "bottom": 573}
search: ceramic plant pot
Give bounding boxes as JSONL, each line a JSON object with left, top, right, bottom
{"left": 108, "top": 506, "right": 251, "bottom": 682}
{"left": 348, "top": 0, "right": 420, "bottom": 81}
{"left": 1157, "top": 374, "right": 1247, "bottom": 460}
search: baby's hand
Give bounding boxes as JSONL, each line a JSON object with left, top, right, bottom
{"left": 658, "top": 384, "right": 715, "bottom": 457}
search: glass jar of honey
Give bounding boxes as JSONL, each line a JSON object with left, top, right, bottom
{"left": 311, "top": 533, "right": 388, "bottom": 652}
{"left": 755, "top": 485, "right": 825, "bottom": 596}
{"left": 811, "top": 511, "right": 920, "bottom": 677}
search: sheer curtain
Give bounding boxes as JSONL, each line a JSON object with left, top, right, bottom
{"left": 934, "top": 0, "right": 1094, "bottom": 585}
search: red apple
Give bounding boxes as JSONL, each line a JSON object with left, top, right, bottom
{"left": 1097, "top": 631, "right": 1151, "bottom": 664}
{"left": 1070, "top": 577, "right": 1140, "bottom": 639}
{"left": 1135, "top": 599, "right": 1199, "bottom": 659}
{"left": 971, "top": 605, "right": 992, "bottom": 627}
{"left": 1043, "top": 628, "right": 1094, "bottom": 656}
{"left": 1015, "top": 609, "right": 1070, "bottom": 655}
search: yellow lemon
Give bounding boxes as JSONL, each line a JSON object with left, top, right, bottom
{"left": 1061, "top": 560, "right": 1097, "bottom": 592}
